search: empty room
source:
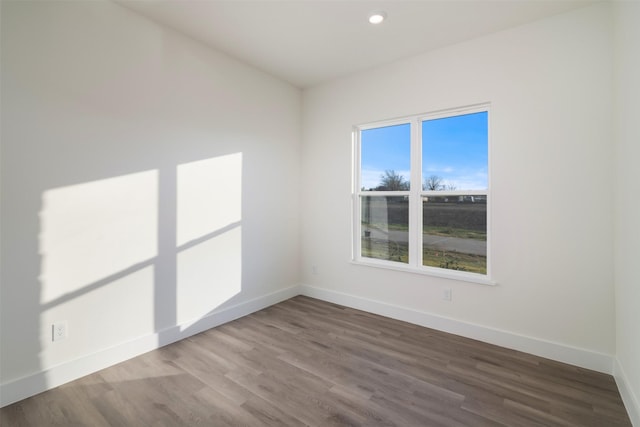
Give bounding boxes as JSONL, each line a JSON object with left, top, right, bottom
{"left": 1, "top": 0, "right": 638, "bottom": 425}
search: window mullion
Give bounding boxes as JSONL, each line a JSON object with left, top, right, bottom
{"left": 409, "top": 118, "right": 422, "bottom": 268}
{"left": 353, "top": 128, "right": 361, "bottom": 261}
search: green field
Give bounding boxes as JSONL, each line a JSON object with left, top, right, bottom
{"left": 361, "top": 237, "right": 487, "bottom": 274}
{"left": 423, "top": 248, "right": 486, "bottom": 274}
{"left": 361, "top": 198, "right": 487, "bottom": 273}
{"left": 422, "top": 226, "right": 486, "bottom": 241}
{"left": 361, "top": 237, "right": 409, "bottom": 263}
{"left": 365, "top": 224, "right": 486, "bottom": 241}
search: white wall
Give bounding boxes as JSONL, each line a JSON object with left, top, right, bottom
{"left": 302, "top": 3, "right": 615, "bottom": 368}
{"left": 613, "top": 1, "right": 640, "bottom": 424}
{"left": 0, "top": 0, "right": 301, "bottom": 405}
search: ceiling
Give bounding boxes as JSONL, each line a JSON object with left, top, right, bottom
{"left": 116, "top": 0, "right": 597, "bottom": 88}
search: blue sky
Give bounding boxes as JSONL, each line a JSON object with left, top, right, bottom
{"left": 361, "top": 112, "right": 488, "bottom": 191}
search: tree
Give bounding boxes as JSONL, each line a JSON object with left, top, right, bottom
{"left": 424, "top": 175, "right": 444, "bottom": 191}
{"left": 376, "top": 170, "right": 409, "bottom": 191}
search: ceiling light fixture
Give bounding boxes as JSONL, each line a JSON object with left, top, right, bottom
{"left": 368, "top": 11, "right": 387, "bottom": 25}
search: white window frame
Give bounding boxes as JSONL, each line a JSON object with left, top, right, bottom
{"left": 352, "top": 104, "right": 494, "bottom": 286}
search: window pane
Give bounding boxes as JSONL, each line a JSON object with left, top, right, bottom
{"left": 361, "top": 196, "right": 408, "bottom": 263}
{"left": 361, "top": 123, "right": 411, "bottom": 191}
{"left": 422, "top": 112, "right": 488, "bottom": 191}
{"left": 423, "top": 196, "right": 486, "bottom": 274}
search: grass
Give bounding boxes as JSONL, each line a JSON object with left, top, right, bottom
{"left": 361, "top": 238, "right": 487, "bottom": 274}
{"left": 365, "top": 222, "right": 408, "bottom": 232}
{"left": 361, "top": 238, "right": 409, "bottom": 263}
{"left": 423, "top": 226, "right": 486, "bottom": 241}
{"left": 363, "top": 223, "right": 485, "bottom": 240}
{"left": 423, "top": 248, "right": 486, "bottom": 274}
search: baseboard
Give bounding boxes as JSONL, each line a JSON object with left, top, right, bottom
{"left": 1, "top": 283, "right": 618, "bottom": 409}
{"left": 0, "top": 285, "right": 300, "bottom": 408}
{"left": 300, "top": 284, "right": 614, "bottom": 374}
{"left": 614, "top": 358, "right": 640, "bottom": 426}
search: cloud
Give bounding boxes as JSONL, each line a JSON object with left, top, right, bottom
{"left": 422, "top": 169, "right": 487, "bottom": 190}
{"left": 424, "top": 164, "right": 455, "bottom": 174}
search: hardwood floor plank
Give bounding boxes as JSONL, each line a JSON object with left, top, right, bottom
{"left": 0, "top": 296, "right": 632, "bottom": 426}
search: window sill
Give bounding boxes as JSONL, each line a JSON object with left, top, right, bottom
{"left": 351, "top": 259, "right": 497, "bottom": 286}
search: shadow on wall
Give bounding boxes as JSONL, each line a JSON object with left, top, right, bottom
{"left": 36, "top": 153, "right": 243, "bottom": 389}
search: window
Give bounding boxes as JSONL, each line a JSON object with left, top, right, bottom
{"left": 354, "top": 105, "right": 490, "bottom": 283}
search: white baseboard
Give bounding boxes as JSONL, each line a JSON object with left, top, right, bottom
{"left": 299, "top": 284, "right": 614, "bottom": 375}
{"left": 0, "top": 285, "right": 300, "bottom": 408}
{"left": 1, "top": 283, "right": 620, "bottom": 410}
{"left": 614, "top": 358, "right": 640, "bottom": 426}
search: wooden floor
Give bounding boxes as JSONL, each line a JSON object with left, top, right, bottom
{"left": 1, "top": 296, "right": 632, "bottom": 426}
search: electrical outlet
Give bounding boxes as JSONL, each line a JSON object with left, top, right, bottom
{"left": 443, "top": 288, "right": 452, "bottom": 302}
{"left": 52, "top": 321, "right": 68, "bottom": 342}
{"left": 312, "top": 265, "right": 318, "bottom": 275}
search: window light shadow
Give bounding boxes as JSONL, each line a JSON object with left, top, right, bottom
{"left": 176, "top": 153, "right": 243, "bottom": 330}
{"left": 39, "top": 170, "right": 158, "bottom": 305}
{"left": 36, "top": 152, "right": 244, "bottom": 390}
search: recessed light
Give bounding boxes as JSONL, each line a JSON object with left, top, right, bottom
{"left": 368, "top": 11, "right": 386, "bottom": 25}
